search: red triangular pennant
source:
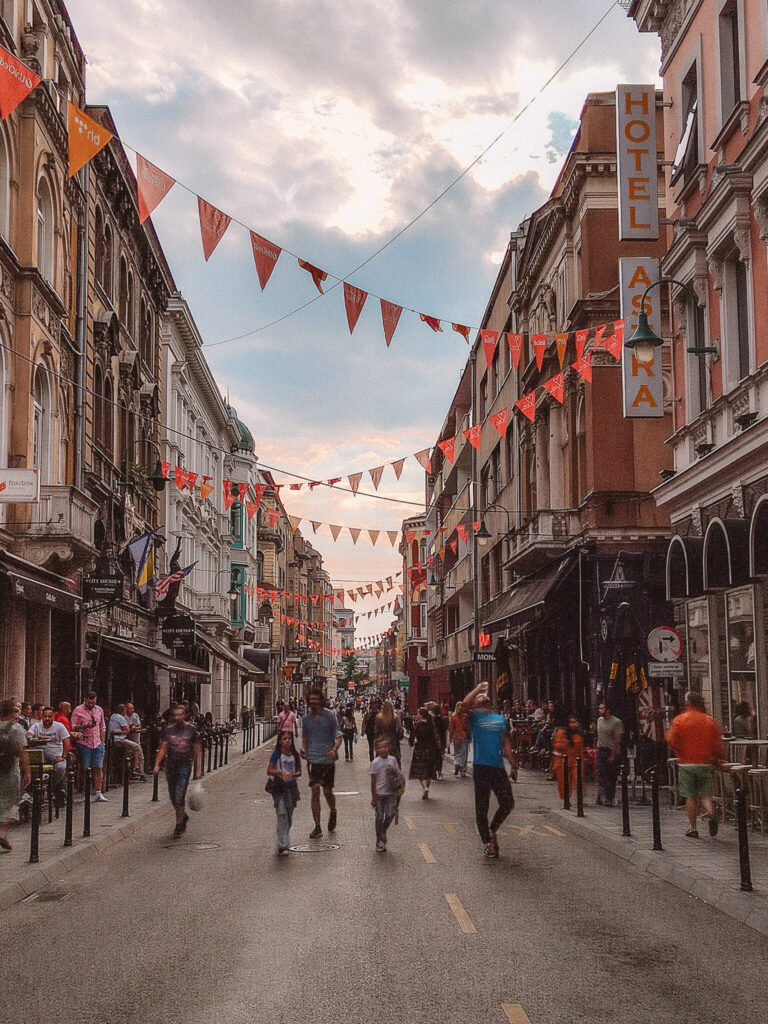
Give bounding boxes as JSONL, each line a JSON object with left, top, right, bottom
{"left": 481, "top": 329, "right": 499, "bottom": 369}
{"left": 572, "top": 352, "right": 592, "bottom": 383}
{"left": 555, "top": 333, "right": 568, "bottom": 369}
{"left": 245, "top": 500, "right": 259, "bottom": 520}
{"left": 414, "top": 448, "right": 433, "bottom": 474}
{"left": 507, "top": 333, "right": 523, "bottom": 371}
{"left": 419, "top": 313, "right": 443, "bottom": 332}
{"left": 369, "top": 466, "right": 384, "bottom": 490}
{"left": 187, "top": 472, "right": 199, "bottom": 491}
{"left": 392, "top": 458, "right": 405, "bottom": 480}
{"left": 250, "top": 231, "right": 282, "bottom": 290}
{"left": 368, "top": 530, "right": 380, "bottom": 546}
{"left": 438, "top": 436, "right": 456, "bottom": 464}
{"left": 463, "top": 424, "right": 482, "bottom": 449}
{"left": 489, "top": 408, "right": 509, "bottom": 437}
{"left": 532, "top": 334, "right": 547, "bottom": 371}
{"left": 349, "top": 527, "right": 361, "bottom": 545}
{"left": 593, "top": 324, "right": 607, "bottom": 350}
{"left": 452, "top": 323, "right": 471, "bottom": 343}
{"left": 0, "top": 45, "right": 39, "bottom": 119}
{"left": 298, "top": 259, "right": 328, "bottom": 294}
{"left": 268, "top": 509, "right": 280, "bottom": 527}
{"left": 174, "top": 467, "right": 189, "bottom": 490}
{"left": 136, "top": 155, "right": 175, "bottom": 224}
{"left": 603, "top": 319, "right": 625, "bottom": 360}
{"left": 456, "top": 524, "right": 468, "bottom": 544}
{"left": 343, "top": 282, "right": 368, "bottom": 333}
{"left": 349, "top": 472, "right": 362, "bottom": 495}
{"left": 329, "top": 524, "right": 342, "bottom": 541}
{"left": 198, "top": 197, "right": 231, "bottom": 261}
{"left": 575, "top": 329, "right": 589, "bottom": 361}
{"left": 515, "top": 392, "right": 537, "bottom": 422}
{"left": 542, "top": 373, "right": 564, "bottom": 404}
{"left": 449, "top": 537, "right": 458, "bottom": 555}
{"left": 381, "top": 299, "right": 403, "bottom": 347}
{"left": 387, "top": 530, "right": 399, "bottom": 546}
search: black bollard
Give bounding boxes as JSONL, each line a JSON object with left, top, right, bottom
{"left": 224, "top": 731, "right": 229, "bottom": 765}
{"left": 152, "top": 768, "right": 159, "bottom": 802}
{"left": 213, "top": 729, "right": 219, "bottom": 770}
{"left": 47, "top": 773, "right": 54, "bottom": 824}
{"left": 83, "top": 767, "right": 91, "bottom": 838}
{"left": 28, "top": 776, "right": 42, "bottom": 864}
{"left": 621, "top": 761, "right": 631, "bottom": 837}
{"left": 651, "top": 769, "right": 663, "bottom": 851}
{"left": 122, "top": 756, "right": 131, "bottom": 817}
{"left": 64, "top": 770, "right": 74, "bottom": 847}
{"left": 563, "top": 754, "right": 570, "bottom": 810}
{"left": 576, "top": 756, "right": 584, "bottom": 817}
{"left": 207, "top": 731, "right": 213, "bottom": 774}
{"left": 735, "top": 787, "right": 753, "bottom": 892}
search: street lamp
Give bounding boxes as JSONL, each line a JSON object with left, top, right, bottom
{"left": 213, "top": 568, "right": 240, "bottom": 604}
{"left": 625, "top": 276, "right": 695, "bottom": 366}
{"left": 124, "top": 438, "right": 168, "bottom": 492}
{"left": 476, "top": 502, "right": 512, "bottom": 547}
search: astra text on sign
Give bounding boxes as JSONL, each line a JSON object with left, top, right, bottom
{"left": 619, "top": 257, "right": 664, "bottom": 418}
{"left": 616, "top": 85, "right": 659, "bottom": 241}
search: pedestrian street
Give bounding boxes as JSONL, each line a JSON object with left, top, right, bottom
{"left": 2, "top": 735, "right": 766, "bottom": 1024}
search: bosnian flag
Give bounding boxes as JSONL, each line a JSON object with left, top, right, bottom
{"left": 156, "top": 562, "right": 197, "bottom": 598}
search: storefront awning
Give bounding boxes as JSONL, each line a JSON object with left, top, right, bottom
{"left": 197, "top": 629, "right": 262, "bottom": 676}
{"left": 703, "top": 517, "right": 750, "bottom": 591}
{"left": 666, "top": 535, "right": 704, "bottom": 600}
{"left": 101, "top": 636, "right": 211, "bottom": 678}
{"left": 242, "top": 646, "right": 270, "bottom": 673}
{"left": 0, "top": 552, "right": 81, "bottom": 615}
{"left": 481, "top": 556, "right": 575, "bottom": 633}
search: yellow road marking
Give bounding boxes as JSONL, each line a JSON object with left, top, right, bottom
{"left": 405, "top": 816, "right": 416, "bottom": 831}
{"left": 543, "top": 824, "right": 565, "bottom": 837}
{"left": 444, "top": 893, "right": 477, "bottom": 934}
{"left": 419, "top": 842, "right": 436, "bottom": 864}
{"left": 519, "top": 825, "right": 535, "bottom": 836}
{"left": 442, "top": 821, "right": 459, "bottom": 834}
{"left": 502, "top": 1003, "right": 532, "bottom": 1023}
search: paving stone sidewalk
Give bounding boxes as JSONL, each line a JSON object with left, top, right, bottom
{"left": 0, "top": 734, "right": 267, "bottom": 911}
{"left": 517, "top": 768, "right": 768, "bottom": 938}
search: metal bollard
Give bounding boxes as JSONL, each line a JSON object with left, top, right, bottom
{"left": 224, "top": 731, "right": 229, "bottom": 765}
{"left": 122, "top": 756, "right": 131, "bottom": 817}
{"left": 64, "top": 770, "right": 74, "bottom": 847}
{"left": 28, "top": 776, "right": 43, "bottom": 864}
{"left": 152, "top": 769, "right": 159, "bottom": 802}
{"left": 207, "top": 732, "right": 213, "bottom": 773}
{"left": 562, "top": 754, "right": 571, "bottom": 810}
{"left": 83, "top": 767, "right": 91, "bottom": 838}
{"left": 735, "top": 787, "right": 753, "bottom": 892}
{"left": 621, "top": 761, "right": 631, "bottom": 837}
{"left": 576, "top": 756, "right": 584, "bottom": 817}
{"left": 651, "top": 769, "right": 663, "bottom": 851}
{"left": 213, "top": 729, "right": 219, "bottom": 770}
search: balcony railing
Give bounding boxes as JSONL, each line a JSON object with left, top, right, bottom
{"left": 27, "top": 485, "right": 97, "bottom": 549}
{"left": 505, "top": 508, "right": 582, "bottom": 571}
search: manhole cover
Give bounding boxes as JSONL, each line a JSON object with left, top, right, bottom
{"left": 163, "top": 842, "right": 221, "bottom": 851}
{"left": 289, "top": 843, "right": 340, "bottom": 853}
{"left": 24, "top": 891, "right": 72, "bottom": 903}
{"left": 334, "top": 791, "right": 360, "bottom": 796}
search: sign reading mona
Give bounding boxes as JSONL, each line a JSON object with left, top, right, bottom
{"left": 620, "top": 257, "right": 664, "bottom": 418}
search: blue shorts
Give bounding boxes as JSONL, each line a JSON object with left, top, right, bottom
{"left": 166, "top": 764, "right": 192, "bottom": 808}
{"left": 78, "top": 743, "right": 105, "bottom": 769}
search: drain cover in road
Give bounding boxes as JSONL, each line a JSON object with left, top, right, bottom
{"left": 289, "top": 843, "right": 340, "bottom": 853}
{"left": 163, "top": 842, "right": 221, "bottom": 851}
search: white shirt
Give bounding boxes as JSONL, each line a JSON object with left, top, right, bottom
{"left": 28, "top": 720, "right": 69, "bottom": 760}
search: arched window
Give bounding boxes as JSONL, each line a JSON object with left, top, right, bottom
{"left": 93, "top": 364, "right": 103, "bottom": 448}
{"left": 139, "top": 298, "right": 153, "bottom": 367}
{"left": 33, "top": 365, "right": 52, "bottom": 484}
{"left": 119, "top": 256, "right": 128, "bottom": 323}
{"left": 102, "top": 223, "right": 113, "bottom": 297}
{"left": 126, "top": 271, "right": 135, "bottom": 337}
{"left": 103, "top": 376, "right": 113, "bottom": 456}
{"left": 256, "top": 551, "right": 264, "bottom": 582}
{"left": 37, "top": 178, "right": 55, "bottom": 283}
{"left": 94, "top": 207, "right": 104, "bottom": 285}
{"left": 0, "top": 130, "right": 10, "bottom": 241}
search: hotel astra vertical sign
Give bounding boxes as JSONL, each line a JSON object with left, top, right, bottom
{"left": 620, "top": 257, "right": 664, "bottom": 418}
{"left": 616, "top": 85, "right": 659, "bottom": 241}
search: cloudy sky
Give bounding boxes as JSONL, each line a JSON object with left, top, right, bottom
{"left": 66, "top": 0, "right": 660, "bottom": 642}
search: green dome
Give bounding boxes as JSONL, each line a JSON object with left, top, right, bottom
{"left": 227, "top": 405, "right": 255, "bottom": 453}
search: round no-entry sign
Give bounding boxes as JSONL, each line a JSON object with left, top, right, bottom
{"left": 647, "top": 626, "right": 683, "bottom": 663}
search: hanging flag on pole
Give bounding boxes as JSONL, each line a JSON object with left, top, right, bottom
{"left": 0, "top": 44, "right": 40, "bottom": 119}
{"left": 156, "top": 562, "right": 197, "bottom": 598}
{"left": 128, "top": 532, "right": 155, "bottom": 595}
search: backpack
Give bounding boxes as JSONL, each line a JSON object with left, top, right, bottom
{"left": 386, "top": 763, "right": 406, "bottom": 795}
{"left": 0, "top": 722, "right": 17, "bottom": 774}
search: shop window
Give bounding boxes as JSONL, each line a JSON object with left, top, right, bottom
{"left": 686, "top": 599, "right": 713, "bottom": 714}
{"left": 725, "top": 587, "right": 758, "bottom": 736}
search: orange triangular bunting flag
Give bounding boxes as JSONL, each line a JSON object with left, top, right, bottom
{"left": 174, "top": 467, "right": 189, "bottom": 490}
{"left": 288, "top": 515, "right": 302, "bottom": 533}
{"left": 245, "top": 500, "right": 259, "bottom": 520}
{"left": 452, "top": 323, "right": 471, "bottom": 343}
{"left": 268, "top": 509, "right": 280, "bottom": 527}
{"left": 298, "top": 259, "right": 328, "bottom": 294}
{"left": 349, "top": 472, "right": 362, "bottom": 495}
{"left": 419, "top": 313, "right": 443, "bottom": 332}
{"left": 463, "top": 424, "right": 482, "bottom": 449}
{"left": 198, "top": 197, "right": 231, "bottom": 261}
{"left": 603, "top": 319, "right": 625, "bottom": 360}
{"left": 532, "top": 334, "right": 547, "bottom": 371}
{"left": 200, "top": 476, "right": 214, "bottom": 501}
{"left": 438, "top": 436, "right": 456, "bottom": 464}
{"left": 381, "top": 299, "right": 403, "bottom": 347}
{"left": 507, "top": 333, "right": 523, "bottom": 371}
{"left": 68, "top": 103, "right": 112, "bottom": 177}
{"left": 136, "top": 155, "right": 175, "bottom": 223}
{"left": 387, "top": 530, "right": 399, "bottom": 546}
{"left": 343, "top": 282, "right": 368, "bottom": 333}
{"left": 515, "top": 392, "right": 537, "bottom": 421}
{"left": 0, "top": 45, "right": 40, "bottom": 119}
{"left": 414, "top": 448, "right": 432, "bottom": 474}
{"left": 481, "top": 329, "right": 498, "bottom": 369}
{"left": 329, "top": 524, "right": 342, "bottom": 541}
{"left": 489, "top": 408, "right": 509, "bottom": 437}
{"left": 349, "top": 527, "right": 361, "bottom": 545}
{"left": 575, "top": 329, "right": 589, "bottom": 360}
{"left": 369, "top": 466, "right": 384, "bottom": 490}
{"left": 542, "top": 373, "right": 564, "bottom": 404}
{"left": 555, "top": 333, "right": 568, "bottom": 369}
{"left": 572, "top": 352, "right": 592, "bottom": 383}
{"left": 311, "top": 521, "right": 321, "bottom": 533}
{"left": 593, "top": 324, "right": 607, "bottom": 350}
{"left": 250, "top": 231, "right": 282, "bottom": 290}
{"left": 457, "top": 524, "right": 469, "bottom": 543}
{"left": 392, "top": 458, "right": 405, "bottom": 480}
{"left": 368, "top": 530, "right": 379, "bottom": 546}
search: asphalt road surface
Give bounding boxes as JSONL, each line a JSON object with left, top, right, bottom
{"left": 2, "top": 735, "right": 765, "bottom": 1024}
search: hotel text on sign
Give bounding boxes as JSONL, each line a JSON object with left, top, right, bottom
{"left": 616, "top": 85, "right": 659, "bottom": 241}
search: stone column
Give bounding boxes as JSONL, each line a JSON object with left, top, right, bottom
{"left": 548, "top": 405, "right": 564, "bottom": 509}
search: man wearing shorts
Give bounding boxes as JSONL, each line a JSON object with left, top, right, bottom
{"left": 70, "top": 691, "right": 107, "bottom": 802}
{"left": 301, "top": 688, "right": 342, "bottom": 839}
{"left": 667, "top": 690, "right": 724, "bottom": 838}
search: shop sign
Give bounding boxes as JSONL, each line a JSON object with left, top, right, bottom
{"left": 619, "top": 257, "right": 664, "bottom": 419}
{"left": 616, "top": 84, "right": 658, "bottom": 241}
{"left": 647, "top": 661, "right": 684, "bottom": 678}
{"left": 398, "top": 679, "right": 410, "bottom": 691}
{"left": 0, "top": 468, "right": 39, "bottom": 503}
{"left": 162, "top": 614, "right": 196, "bottom": 648}
{"left": 474, "top": 652, "right": 495, "bottom": 663}
{"left": 83, "top": 573, "right": 123, "bottom": 601}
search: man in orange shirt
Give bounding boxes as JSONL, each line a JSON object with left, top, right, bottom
{"left": 666, "top": 691, "right": 724, "bottom": 838}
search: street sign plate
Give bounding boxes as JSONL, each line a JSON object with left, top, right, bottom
{"left": 647, "top": 626, "right": 683, "bottom": 662}
{"left": 647, "top": 661, "right": 684, "bottom": 677}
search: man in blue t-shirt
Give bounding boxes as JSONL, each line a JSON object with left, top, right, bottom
{"left": 464, "top": 681, "right": 517, "bottom": 858}
{"left": 301, "top": 688, "right": 342, "bottom": 839}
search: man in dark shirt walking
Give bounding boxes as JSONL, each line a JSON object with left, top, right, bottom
{"left": 154, "top": 704, "right": 201, "bottom": 838}
{"left": 301, "top": 689, "right": 342, "bottom": 839}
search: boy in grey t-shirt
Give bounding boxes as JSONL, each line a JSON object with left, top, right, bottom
{"left": 596, "top": 704, "right": 623, "bottom": 806}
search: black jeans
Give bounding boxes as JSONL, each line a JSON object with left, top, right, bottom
{"left": 343, "top": 733, "right": 355, "bottom": 759}
{"left": 597, "top": 748, "right": 619, "bottom": 802}
{"left": 473, "top": 764, "right": 514, "bottom": 844}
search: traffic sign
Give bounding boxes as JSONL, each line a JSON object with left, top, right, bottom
{"left": 647, "top": 661, "right": 684, "bottom": 678}
{"left": 647, "top": 626, "right": 683, "bottom": 663}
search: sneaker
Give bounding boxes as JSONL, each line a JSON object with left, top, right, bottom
{"left": 708, "top": 816, "right": 719, "bottom": 837}
{"left": 483, "top": 842, "right": 496, "bottom": 858}
{"left": 489, "top": 835, "right": 500, "bottom": 858}
{"left": 309, "top": 825, "right": 323, "bottom": 839}
{"left": 280, "top": 848, "right": 290, "bottom": 856}
{"left": 375, "top": 840, "right": 386, "bottom": 852}
{"left": 422, "top": 790, "right": 429, "bottom": 800}
{"left": 328, "top": 810, "right": 337, "bottom": 833}
{"left": 181, "top": 813, "right": 189, "bottom": 833}
{"left": 173, "top": 825, "right": 183, "bottom": 839}
{"left": 93, "top": 792, "right": 108, "bottom": 803}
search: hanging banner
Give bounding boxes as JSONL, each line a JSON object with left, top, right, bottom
{"left": 572, "top": 352, "right": 593, "bottom": 383}
{"left": 619, "top": 257, "right": 663, "bottom": 418}
{"left": 381, "top": 299, "right": 403, "bottom": 347}
{"left": 489, "top": 408, "right": 509, "bottom": 437}
{"left": 532, "top": 334, "right": 547, "bottom": 371}
{"left": 0, "top": 44, "right": 40, "bottom": 119}
{"left": 348, "top": 472, "right": 362, "bottom": 495}
{"left": 575, "top": 329, "right": 589, "bottom": 361}
{"left": 463, "top": 424, "right": 482, "bottom": 449}
{"left": 542, "top": 373, "right": 564, "bottom": 404}
{"left": 368, "top": 530, "right": 379, "bottom": 546}
{"left": 392, "top": 458, "right": 405, "bottom": 480}
{"left": 452, "top": 323, "right": 470, "bottom": 343}
{"left": 369, "top": 466, "right": 384, "bottom": 490}
{"left": 68, "top": 103, "right": 112, "bottom": 177}
{"left": 555, "top": 333, "right": 568, "bottom": 369}
{"left": 481, "top": 330, "right": 498, "bottom": 369}
{"left": 515, "top": 392, "right": 536, "bottom": 422}
{"left": 343, "top": 283, "right": 368, "bottom": 333}
{"left": 250, "top": 231, "right": 282, "bottom": 290}
{"left": 414, "top": 448, "right": 432, "bottom": 474}
{"left": 507, "top": 333, "right": 523, "bottom": 371}
{"left": 198, "top": 197, "right": 231, "bottom": 261}
{"left": 419, "top": 314, "right": 443, "bottom": 333}
{"left": 616, "top": 84, "right": 659, "bottom": 241}
{"left": 438, "top": 436, "right": 456, "bottom": 464}
{"left": 349, "top": 527, "right": 361, "bottom": 545}
{"left": 136, "top": 155, "right": 175, "bottom": 223}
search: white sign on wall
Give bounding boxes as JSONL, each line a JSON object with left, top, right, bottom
{"left": 0, "top": 468, "right": 39, "bottom": 502}
{"left": 616, "top": 84, "right": 659, "bottom": 241}
{"left": 619, "top": 257, "right": 664, "bottom": 418}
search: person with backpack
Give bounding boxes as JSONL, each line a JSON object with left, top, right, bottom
{"left": 0, "top": 700, "right": 31, "bottom": 853}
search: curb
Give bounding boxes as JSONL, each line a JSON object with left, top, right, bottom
{"left": 0, "top": 739, "right": 270, "bottom": 913}
{"left": 545, "top": 807, "right": 768, "bottom": 939}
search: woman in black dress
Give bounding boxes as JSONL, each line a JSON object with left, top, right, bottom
{"left": 409, "top": 706, "right": 440, "bottom": 799}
